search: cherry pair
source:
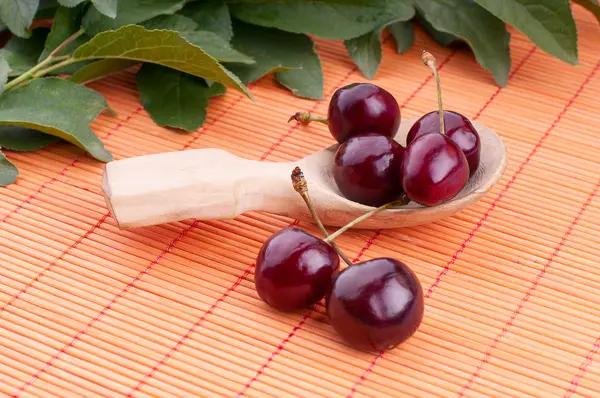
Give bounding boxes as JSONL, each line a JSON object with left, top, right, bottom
{"left": 293, "top": 51, "right": 481, "bottom": 209}
{"left": 254, "top": 169, "right": 424, "bottom": 351}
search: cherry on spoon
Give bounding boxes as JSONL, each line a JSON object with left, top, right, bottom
{"left": 400, "top": 51, "right": 469, "bottom": 206}
{"left": 405, "top": 52, "right": 481, "bottom": 175}
{"left": 289, "top": 82, "right": 401, "bottom": 144}
{"left": 332, "top": 133, "right": 405, "bottom": 207}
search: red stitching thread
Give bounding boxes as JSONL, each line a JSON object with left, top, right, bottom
{"left": 473, "top": 47, "right": 537, "bottom": 120}
{"left": 258, "top": 66, "right": 357, "bottom": 162}
{"left": 182, "top": 96, "right": 246, "bottom": 151}
{"left": 12, "top": 94, "right": 245, "bottom": 396}
{"left": 125, "top": 219, "right": 300, "bottom": 397}
{"left": 0, "top": 106, "right": 143, "bottom": 227}
{"left": 458, "top": 178, "right": 600, "bottom": 396}
{"left": 12, "top": 218, "right": 202, "bottom": 397}
{"left": 353, "top": 230, "right": 382, "bottom": 263}
{"left": 126, "top": 48, "right": 381, "bottom": 395}
{"left": 233, "top": 225, "right": 379, "bottom": 398}
{"left": 347, "top": 45, "right": 540, "bottom": 397}
{"left": 233, "top": 49, "right": 460, "bottom": 397}
{"left": 399, "top": 49, "right": 458, "bottom": 109}
{"left": 0, "top": 213, "right": 109, "bottom": 317}
{"left": 426, "top": 56, "right": 600, "bottom": 302}
{"left": 564, "top": 337, "right": 600, "bottom": 397}
{"left": 236, "top": 309, "right": 314, "bottom": 398}
{"left": 346, "top": 351, "right": 384, "bottom": 398}
{"left": 0, "top": 106, "right": 144, "bottom": 322}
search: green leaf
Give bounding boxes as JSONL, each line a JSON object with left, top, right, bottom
{"left": 226, "top": 21, "right": 322, "bottom": 100}
{"left": 0, "top": 78, "right": 112, "bottom": 161}
{"left": 228, "top": 0, "right": 415, "bottom": 40}
{"left": 572, "top": 0, "right": 600, "bottom": 24}
{"left": 136, "top": 63, "right": 225, "bottom": 132}
{"left": 82, "top": 0, "right": 186, "bottom": 36}
{"left": 91, "top": 0, "right": 117, "bottom": 18}
{"left": 344, "top": 28, "right": 383, "bottom": 80}
{"left": 35, "top": 0, "right": 59, "bottom": 19}
{"left": 57, "top": 0, "right": 84, "bottom": 6}
{"left": 0, "top": 126, "right": 59, "bottom": 151}
{"left": 39, "top": 4, "right": 85, "bottom": 61}
{"left": 0, "top": 58, "right": 8, "bottom": 94}
{"left": 0, "top": 149, "right": 18, "bottom": 186}
{"left": 474, "top": 0, "right": 577, "bottom": 65}
{"left": 418, "top": 13, "right": 458, "bottom": 46}
{"left": 389, "top": 20, "right": 414, "bottom": 54}
{"left": 72, "top": 25, "right": 251, "bottom": 98}
{"left": 139, "top": 15, "right": 252, "bottom": 64}
{"left": 180, "top": 0, "right": 232, "bottom": 40}
{"left": 0, "top": 28, "right": 48, "bottom": 77}
{"left": 415, "top": 0, "right": 511, "bottom": 86}
{"left": 275, "top": 56, "right": 323, "bottom": 100}
{"left": 0, "top": 0, "right": 39, "bottom": 38}
{"left": 70, "top": 58, "right": 138, "bottom": 83}
{"left": 182, "top": 31, "right": 254, "bottom": 64}
{"left": 140, "top": 14, "right": 198, "bottom": 31}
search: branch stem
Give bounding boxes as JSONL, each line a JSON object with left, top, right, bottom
{"left": 3, "top": 28, "right": 86, "bottom": 92}
{"left": 324, "top": 196, "right": 410, "bottom": 243}
{"left": 291, "top": 167, "right": 353, "bottom": 266}
{"left": 49, "top": 28, "right": 85, "bottom": 58}
{"left": 421, "top": 50, "right": 445, "bottom": 134}
{"left": 32, "top": 58, "right": 79, "bottom": 77}
{"left": 288, "top": 111, "right": 328, "bottom": 126}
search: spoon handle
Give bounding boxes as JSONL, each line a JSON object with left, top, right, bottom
{"left": 102, "top": 148, "right": 299, "bottom": 228}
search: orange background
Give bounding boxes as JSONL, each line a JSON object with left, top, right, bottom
{"left": 1, "top": 5, "right": 599, "bottom": 398}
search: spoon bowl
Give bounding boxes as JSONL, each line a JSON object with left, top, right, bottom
{"left": 102, "top": 118, "right": 507, "bottom": 229}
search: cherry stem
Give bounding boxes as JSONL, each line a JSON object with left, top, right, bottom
{"left": 288, "top": 111, "right": 328, "bottom": 126}
{"left": 421, "top": 50, "right": 445, "bottom": 135}
{"left": 324, "top": 196, "right": 410, "bottom": 243}
{"left": 291, "top": 167, "right": 353, "bottom": 267}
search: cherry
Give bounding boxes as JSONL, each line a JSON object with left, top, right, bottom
{"left": 327, "top": 83, "right": 400, "bottom": 143}
{"left": 255, "top": 226, "right": 340, "bottom": 312}
{"left": 401, "top": 132, "right": 469, "bottom": 206}
{"left": 400, "top": 51, "right": 470, "bottom": 206}
{"left": 326, "top": 258, "right": 424, "bottom": 351}
{"left": 407, "top": 110, "right": 481, "bottom": 175}
{"left": 333, "top": 133, "right": 405, "bottom": 207}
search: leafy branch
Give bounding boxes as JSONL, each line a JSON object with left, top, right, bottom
{"left": 0, "top": 0, "right": 598, "bottom": 186}
{"left": 4, "top": 28, "right": 86, "bottom": 91}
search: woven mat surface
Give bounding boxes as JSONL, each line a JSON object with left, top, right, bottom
{"left": 2, "top": 6, "right": 600, "bottom": 398}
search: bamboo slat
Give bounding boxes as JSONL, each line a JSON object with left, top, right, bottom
{"left": 1, "top": 7, "right": 600, "bottom": 398}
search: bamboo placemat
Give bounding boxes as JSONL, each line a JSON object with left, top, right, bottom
{"left": 1, "top": 6, "right": 600, "bottom": 398}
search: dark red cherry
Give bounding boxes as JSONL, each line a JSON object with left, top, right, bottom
{"left": 401, "top": 132, "right": 469, "bottom": 206}
{"left": 255, "top": 227, "right": 340, "bottom": 311}
{"left": 328, "top": 83, "right": 400, "bottom": 143}
{"left": 406, "top": 110, "right": 481, "bottom": 175}
{"left": 326, "top": 258, "right": 424, "bottom": 351}
{"left": 333, "top": 133, "right": 404, "bottom": 207}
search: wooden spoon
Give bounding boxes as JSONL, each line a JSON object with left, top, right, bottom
{"left": 102, "top": 117, "right": 507, "bottom": 229}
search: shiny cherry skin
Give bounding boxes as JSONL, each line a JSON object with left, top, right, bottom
{"left": 328, "top": 83, "right": 400, "bottom": 143}
{"left": 406, "top": 110, "right": 481, "bottom": 175}
{"left": 326, "top": 258, "right": 424, "bottom": 351}
{"left": 255, "top": 227, "right": 340, "bottom": 312}
{"left": 333, "top": 133, "right": 405, "bottom": 207}
{"left": 401, "top": 132, "right": 469, "bottom": 206}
